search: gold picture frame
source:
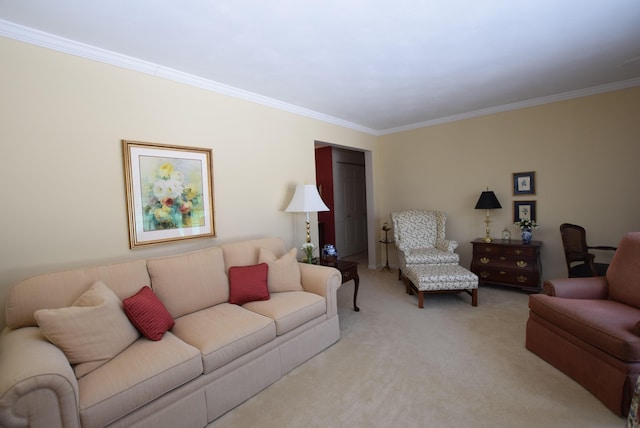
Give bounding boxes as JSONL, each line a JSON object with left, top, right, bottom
{"left": 122, "top": 140, "right": 215, "bottom": 248}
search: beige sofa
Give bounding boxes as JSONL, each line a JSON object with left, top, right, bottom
{"left": 0, "top": 237, "right": 342, "bottom": 428}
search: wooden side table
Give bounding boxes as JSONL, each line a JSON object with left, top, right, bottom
{"left": 318, "top": 259, "right": 360, "bottom": 311}
{"left": 470, "top": 238, "right": 542, "bottom": 292}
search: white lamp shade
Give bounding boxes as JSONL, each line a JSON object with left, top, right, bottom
{"left": 285, "top": 184, "right": 329, "bottom": 213}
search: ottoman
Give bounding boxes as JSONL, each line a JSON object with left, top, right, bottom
{"left": 404, "top": 264, "right": 479, "bottom": 308}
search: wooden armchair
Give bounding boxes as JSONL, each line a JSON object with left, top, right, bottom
{"left": 560, "top": 223, "right": 617, "bottom": 277}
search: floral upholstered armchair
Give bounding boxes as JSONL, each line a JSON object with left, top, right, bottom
{"left": 391, "top": 210, "right": 460, "bottom": 280}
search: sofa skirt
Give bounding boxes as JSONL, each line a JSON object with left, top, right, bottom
{"left": 526, "top": 312, "right": 640, "bottom": 416}
{"left": 107, "top": 315, "right": 340, "bottom": 428}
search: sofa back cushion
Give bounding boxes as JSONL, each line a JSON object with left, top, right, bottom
{"left": 6, "top": 259, "right": 150, "bottom": 329}
{"left": 608, "top": 232, "right": 640, "bottom": 309}
{"left": 148, "top": 246, "right": 228, "bottom": 318}
{"left": 221, "top": 237, "right": 287, "bottom": 272}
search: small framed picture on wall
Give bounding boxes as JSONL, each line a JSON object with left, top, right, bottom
{"left": 513, "top": 171, "right": 536, "bottom": 195}
{"left": 513, "top": 200, "right": 537, "bottom": 223}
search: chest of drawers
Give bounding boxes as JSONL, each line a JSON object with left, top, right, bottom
{"left": 470, "top": 239, "right": 542, "bottom": 292}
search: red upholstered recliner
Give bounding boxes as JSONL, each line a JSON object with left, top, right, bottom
{"left": 526, "top": 232, "right": 640, "bottom": 416}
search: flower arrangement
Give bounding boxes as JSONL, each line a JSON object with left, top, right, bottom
{"left": 143, "top": 162, "right": 202, "bottom": 230}
{"left": 301, "top": 242, "right": 316, "bottom": 263}
{"left": 515, "top": 218, "right": 539, "bottom": 230}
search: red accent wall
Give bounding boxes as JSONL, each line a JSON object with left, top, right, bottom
{"left": 315, "top": 146, "right": 335, "bottom": 248}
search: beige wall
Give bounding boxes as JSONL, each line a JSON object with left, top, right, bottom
{"left": 0, "top": 37, "right": 376, "bottom": 329}
{"left": 374, "top": 87, "right": 640, "bottom": 281}
{"left": 1, "top": 35, "right": 639, "bottom": 330}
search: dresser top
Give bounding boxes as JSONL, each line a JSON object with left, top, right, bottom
{"left": 472, "top": 238, "right": 542, "bottom": 247}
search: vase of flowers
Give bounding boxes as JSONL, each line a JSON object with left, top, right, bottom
{"left": 515, "top": 219, "right": 538, "bottom": 244}
{"left": 301, "top": 242, "right": 316, "bottom": 263}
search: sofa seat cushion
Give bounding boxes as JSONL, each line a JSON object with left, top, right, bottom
{"left": 529, "top": 294, "right": 640, "bottom": 362}
{"left": 404, "top": 247, "right": 459, "bottom": 265}
{"left": 172, "top": 303, "right": 276, "bottom": 374}
{"left": 78, "top": 332, "right": 202, "bottom": 428}
{"left": 242, "top": 291, "right": 326, "bottom": 336}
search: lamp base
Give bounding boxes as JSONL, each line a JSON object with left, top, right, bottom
{"left": 483, "top": 213, "right": 492, "bottom": 243}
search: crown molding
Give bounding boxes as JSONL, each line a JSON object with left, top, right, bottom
{"left": 378, "top": 77, "right": 640, "bottom": 135}
{"left": 2, "top": 19, "right": 638, "bottom": 138}
{"left": 0, "top": 19, "right": 378, "bottom": 135}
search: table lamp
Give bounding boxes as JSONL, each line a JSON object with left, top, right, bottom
{"left": 285, "top": 184, "right": 329, "bottom": 243}
{"left": 474, "top": 189, "right": 502, "bottom": 243}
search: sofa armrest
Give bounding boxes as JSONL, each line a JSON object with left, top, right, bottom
{"left": 542, "top": 276, "right": 609, "bottom": 299}
{"left": 298, "top": 263, "right": 342, "bottom": 318}
{"left": 436, "top": 239, "right": 458, "bottom": 253}
{"left": 0, "top": 327, "right": 80, "bottom": 428}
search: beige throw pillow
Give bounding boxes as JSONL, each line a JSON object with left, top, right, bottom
{"left": 258, "top": 247, "right": 304, "bottom": 293}
{"left": 34, "top": 281, "right": 139, "bottom": 378}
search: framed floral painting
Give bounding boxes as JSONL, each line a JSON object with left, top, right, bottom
{"left": 122, "top": 140, "right": 215, "bottom": 248}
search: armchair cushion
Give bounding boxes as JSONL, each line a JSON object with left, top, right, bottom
{"left": 404, "top": 248, "right": 460, "bottom": 265}
{"left": 529, "top": 294, "right": 640, "bottom": 362}
{"left": 608, "top": 232, "right": 640, "bottom": 309}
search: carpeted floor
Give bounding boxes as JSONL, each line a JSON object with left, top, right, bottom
{"left": 209, "top": 256, "right": 625, "bottom": 427}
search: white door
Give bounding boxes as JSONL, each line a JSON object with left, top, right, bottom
{"left": 335, "top": 162, "right": 367, "bottom": 257}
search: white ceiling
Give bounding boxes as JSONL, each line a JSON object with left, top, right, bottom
{"left": 1, "top": 1, "right": 639, "bottom": 135}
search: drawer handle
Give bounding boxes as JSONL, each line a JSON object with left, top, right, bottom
{"left": 344, "top": 272, "right": 350, "bottom": 278}
{"left": 500, "top": 256, "right": 506, "bottom": 261}
{"left": 484, "top": 248, "right": 493, "bottom": 253}
{"left": 499, "top": 271, "right": 506, "bottom": 275}
{"left": 514, "top": 249, "right": 523, "bottom": 255}
{"left": 517, "top": 275, "right": 528, "bottom": 283}
{"left": 480, "top": 272, "right": 490, "bottom": 278}
{"left": 516, "top": 261, "right": 528, "bottom": 268}
{"left": 480, "top": 257, "right": 490, "bottom": 264}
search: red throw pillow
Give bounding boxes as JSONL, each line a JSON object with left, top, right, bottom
{"left": 123, "top": 286, "right": 175, "bottom": 341}
{"left": 228, "top": 263, "right": 270, "bottom": 305}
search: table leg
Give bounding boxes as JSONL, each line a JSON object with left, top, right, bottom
{"left": 353, "top": 274, "right": 360, "bottom": 312}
